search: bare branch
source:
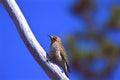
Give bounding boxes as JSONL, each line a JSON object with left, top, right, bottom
{"left": 0, "top": 0, "right": 69, "bottom": 80}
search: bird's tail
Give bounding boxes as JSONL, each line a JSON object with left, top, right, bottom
{"left": 63, "top": 62, "right": 69, "bottom": 78}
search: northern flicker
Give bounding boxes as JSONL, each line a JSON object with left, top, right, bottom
{"left": 48, "top": 35, "right": 70, "bottom": 77}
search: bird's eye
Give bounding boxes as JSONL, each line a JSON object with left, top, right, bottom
{"left": 52, "top": 36, "right": 58, "bottom": 41}
{"left": 53, "top": 37, "right": 56, "bottom": 41}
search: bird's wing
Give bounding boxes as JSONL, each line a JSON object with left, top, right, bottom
{"left": 60, "top": 44, "right": 70, "bottom": 73}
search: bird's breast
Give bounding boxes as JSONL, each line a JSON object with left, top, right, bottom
{"left": 49, "top": 43, "right": 63, "bottom": 63}
{"left": 49, "top": 50, "right": 62, "bottom": 60}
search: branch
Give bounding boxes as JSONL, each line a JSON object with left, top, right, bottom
{"left": 0, "top": 0, "right": 69, "bottom": 80}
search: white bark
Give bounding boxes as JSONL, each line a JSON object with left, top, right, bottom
{"left": 0, "top": 0, "right": 69, "bottom": 80}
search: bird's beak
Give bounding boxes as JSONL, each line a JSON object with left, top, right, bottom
{"left": 48, "top": 35, "right": 52, "bottom": 39}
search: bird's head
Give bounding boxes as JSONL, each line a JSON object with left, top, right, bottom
{"left": 48, "top": 35, "right": 62, "bottom": 43}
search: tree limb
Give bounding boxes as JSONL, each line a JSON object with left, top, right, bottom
{"left": 0, "top": 0, "right": 69, "bottom": 80}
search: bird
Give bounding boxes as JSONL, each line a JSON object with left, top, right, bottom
{"left": 48, "top": 35, "right": 70, "bottom": 77}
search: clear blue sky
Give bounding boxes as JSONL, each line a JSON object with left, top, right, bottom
{"left": 0, "top": 0, "right": 120, "bottom": 80}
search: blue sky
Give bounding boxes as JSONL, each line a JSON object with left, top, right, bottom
{"left": 0, "top": 0, "right": 79, "bottom": 80}
{"left": 0, "top": 0, "right": 120, "bottom": 80}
